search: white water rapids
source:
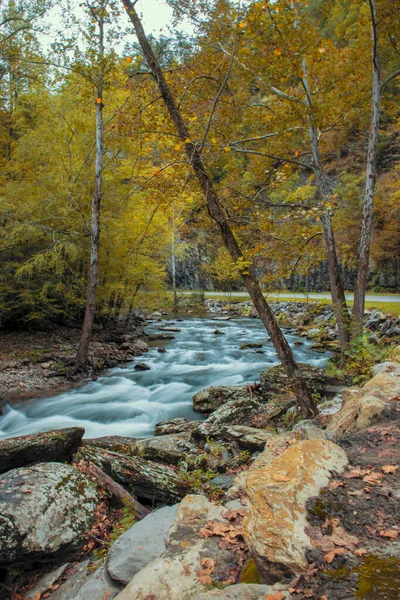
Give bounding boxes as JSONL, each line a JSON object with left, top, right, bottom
{"left": 0, "top": 317, "right": 331, "bottom": 439}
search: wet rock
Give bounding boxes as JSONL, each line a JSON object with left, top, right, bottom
{"left": 107, "top": 504, "right": 178, "bottom": 585}
{"left": 134, "top": 362, "right": 150, "bottom": 371}
{"left": 148, "top": 334, "right": 175, "bottom": 341}
{"left": 327, "top": 361, "right": 400, "bottom": 435}
{"left": 158, "top": 347, "right": 167, "bottom": 353}
{"left": 240, "top": 343, "right": 263, "bottom": 349}
{"left": 0, "top": 427, "right": 85, "bottom": 474}
{"left": 154, "top": 418, "right": 201, "bottom": 437}
{"left": 193, "top": 385, "right": 250, "bottom": 413}
{"left": 214, "top": 329, "right": 225, "bottom": 335}
{"left": 75, "top": 446, "right": 187, "bottom": 503}
{"left": 0, "top": 463, "right": 100, "bottom": 566}
{"left": 243, "top": 440, "right": 348, "bottom": 582}
{"left": 130, "top": 340, "right": 149, "bottom": 355}
{"left": 159, "top": 326, "right": 181, "bottom": 332}
{"left": 114, "top": 495, "right": 244, "bottom": 600}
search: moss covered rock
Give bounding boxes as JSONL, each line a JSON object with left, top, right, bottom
{"left": 0, "top": 462, "right": 100, "bottom": 566}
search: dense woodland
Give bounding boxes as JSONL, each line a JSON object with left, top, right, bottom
{"left": 0, "top": 0, "right": 399, "bottom": 376}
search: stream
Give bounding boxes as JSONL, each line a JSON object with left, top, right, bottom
{"left": 0, "top": 317, "right": 331, "bottom": 439}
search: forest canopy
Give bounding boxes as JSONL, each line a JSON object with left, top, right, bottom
{"left": 0, "top": 0, "right": 399, "bottom": 330}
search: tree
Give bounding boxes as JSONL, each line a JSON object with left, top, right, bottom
{"left": 120, "top": 0, "right": 317, "bottom": 418}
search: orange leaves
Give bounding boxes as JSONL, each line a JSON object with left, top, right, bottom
{"left": 96, "top": 97, "right": 102, "bottom": 104}
{"left": 323, "top": 547, "right": 347, "bottom": 564}
{"left": 197, "top": 557, "right": 216, "bottom": 586}
{"left": 382, "top": 465, "right": 399, "bottom": 474}
{"left": 354, "top": 548, "right": 368, "bottom": 557}
{"left": 265, "top": 592, "right": 284, "bottom": 600}
{"left": 380, "top": 529, "right": 399, "bottom": 540}
{"left": 125, "top": 56, "right": 133, "bottom": 63}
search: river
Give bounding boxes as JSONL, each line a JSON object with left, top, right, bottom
{"left": 0, "top": 317, "right": 330, "bottom": 439}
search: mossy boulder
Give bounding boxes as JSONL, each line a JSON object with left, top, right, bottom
{"left": 193, "top": 385, "right": 251, "bottom": 413}
{"left": 0, "top": 462, "right": 100, "bottom": 566}
{"left": 0, "top": 427, "right": 85, "bottom": 474}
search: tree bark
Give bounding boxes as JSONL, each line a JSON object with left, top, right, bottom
{"left": 121, "top": 0, "right": 317, "bottom": 418}
{"left": 72, "top": 4, "right": 105, "bottom": 373}
{"left": 78, "top": 460, "right": 150, "bottom": 519}
{"left": 353, "top": 0, "right": 381, "bottom": 331}
{"left": 302, "top": 59, "right": 351, "bottom": 358}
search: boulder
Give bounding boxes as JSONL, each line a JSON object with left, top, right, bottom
{"left": 260, "top": 364, "right": 341, "bottom": 398}
{"left": 75, "top": 446, "right": 187, "bottom": 502}
{"left": 223, "top": 426, "right": 273, "bottom": 451}
{"left": 196, "top": 396, "right": 294, "bottom": 440}
{"left": 130, "top": 340, "right": 149, "bottom": 355}
{"left": 134, "top": 362, "right": 150, "bottom": 371}
{"left": 68, "top": 565, "right": 121, "bottom": 600}
{"left": 243, "top": 440, "right": 348, "bottom": 582}
{"left": 42, "top": 560, "right": 91, "bottom": 600}
{"left": 107, "top": 504, "right": 179, "bottom": 585}
{"left": 193, "top": 385, "right": 250, "bottom": 413}
{"left": 115, "top": 495, "right": 245, "bottom": 600}
{"left": 0, "top": 463, "right": 100, "bottom": 566}
{"left": 191, "top": 583, "right": 292, "bottom": 599}
{"left": 84, "top": 434, "right": 199, "bottom": 466}
{"left": 327, "top": 362, "right": 400, "bottom": 435}
{"left": 0, "top": 428, "right": 85, "bottom": 474}
{"left": 154, "top": 418, "right": 201, "bottom": 437}
{"left": 24, "top": 563, "right": 71, "bottom": 600}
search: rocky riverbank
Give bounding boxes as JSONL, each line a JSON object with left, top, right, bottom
{"left": 1, "top": 357, "right": 399, "bottom": 599}
{"left": 0, "top": 314, "right": 150, "bottom": 406}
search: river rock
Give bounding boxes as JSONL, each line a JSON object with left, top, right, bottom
{"left": 115, "top": 495, "right": 244, "bottom": 600}
{"left": 191, "top": 583, "right": 292, "bottom": 599}
{"left": 24, "top": 563, "right": 71, "bottom": 600}
{"left": 107, "top": 504, "right": 179, "bottom": 585}
{"left": 260, "top": 364, "right": 339, "bottom": 398}
{"left": 196, "top": 396, "right": 294, "bottom": 440}
{"left": 85, "top": 434, "right": 198, "bottom": 465}
{"left": 223, "top": 426, "right": 274, "bottom": 451}
{"left": 75, "top": 446, "right": 187, "bottom": 502}
{"left": 134, "top": 362, "right": 150, "bottom": 371}
{"left": 0, "top": 463, "right": 100, "bottom": 566}
{"left": 193, "top": 385, "right": 250, "bottom": 413}
{"left": 154, "top": 418, "right": 201, "bottom": 436}
{"left": 327, "top": 361, "right": 400, "bottom": 435}
{"left": 0, "top": 427, "right": 85, "bottom": 474}
{"left": 68, "top": 564, "right": 121, "bottom": 600}
{"left": 243, "top": 440, "right": 348, "bottom": 582}
{"left": 130, "top": 339, "right": 149, "bottom": 355}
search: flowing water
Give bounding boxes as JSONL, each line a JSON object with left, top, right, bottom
{"left": 0, "top": 317, "right": 331, "bottom": 439}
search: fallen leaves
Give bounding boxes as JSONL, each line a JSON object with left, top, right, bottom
{"left": 382, "top": 465, "right": 399, "bottom": 474}
{"left": 197, "top": 557, "right": 216, "bottom": 586}
{"left": 379, "top": 529, "right": 399, "bottom": 540}
{"left": 265, "top": 592, "right": 284, "bottom": 600}
{"left": 323, "top": 547, "right": 347, "bottom": 564}
{"left": 354, "top": 548, "right": 368, "bottom": 556}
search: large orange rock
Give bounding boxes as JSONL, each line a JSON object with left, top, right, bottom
{"left": 243, "top": 439, "right": 348, "bottom": 582}
{"left": 327, "top": 362, "right": 400, "bottom": 435}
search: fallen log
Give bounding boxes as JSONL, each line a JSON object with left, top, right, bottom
{"left": 77, "top": 460, "right": 150, "bottom": 520}
{"left": 75, "top": 445, "right": 188, "bottom": 503}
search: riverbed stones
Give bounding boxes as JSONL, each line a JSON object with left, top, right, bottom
{"left": 115, "top": 495, "right": 244, "bottom": 600}
{"left": 0, "top": 462, "right": 100, "bottom": 566}
{"left": 327, "top": 361, "right": 400, "bottom": 435}
{"left": 154, "top": 417, "right": 201, "bottom": 436}
{"left": 0, "top": 427, "right": 85, "bottom": 474}
{"left": 242, "top": 439, "right": 348, "bottom": 582}
{"left": 75, "top": 445, "right": 187, "bottom": 502}
{"left": 107, "top": 504, "right": 179, "bottom": 585}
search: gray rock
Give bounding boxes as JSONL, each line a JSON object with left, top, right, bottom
{"left": 130, "top": 339, "right": 149, "bottom": 355}
{"left": 133, "top": 435, "right": 199, "bottom": 465}
{"left": 70, "top": 565, "right": 121, "bottom": 600}
{"left": 0, "top": 463, "right": 99, "bottom": 566}
{"left": 292, "top": 420, "right": 327, "bottom": 440}
{"left": 24, "top": 563, "right": 71, "bottom": 600}
{"left": 193, "top": 385, "right": 249, "bottom": 413}
{"left": 223, "top": 426, "right": 273, "bottom": 451}
{"left": 48, "top": 560, "right": 91, "bottom": 600}
{"left": 154, "top": 418, "right": 201, "bottom": 436}
{"left": 191, "top": 583, "right": 292, "bottom": 599}
{"left": 107, "top": 504, "right": 179, "bottom": 585}
{"left": 208, "top": 474, "right": 235, "bottom": 491}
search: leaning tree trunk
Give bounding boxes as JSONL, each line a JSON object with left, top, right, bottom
{"left": 302, "top": 59, "right": 351, "bottom": 358}
{"left": 353, "top": 0, "right": 381, "bottom": 332}
{"left": 121, "top": 0, "right": 317, "bottom": 418}
{"left": 72, "top": 9, "right": 105, "bottom": 373}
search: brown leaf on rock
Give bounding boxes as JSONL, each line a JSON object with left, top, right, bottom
{"left": 382, "top": 465, "right": 399, "bottom": 474}
{"left": 330, "top": 526, "right": 358, "bottom": 551}
{"left": 323, "top": 547, "right": 347, "bottom": 564}
{"left": 265, "top": 592, "right": 284, "bottom": 600}
{"left": 198, "top": 574, "right": 213, "bottom": 586}
{"left": 200, "top": 558, "right": 216, "bottom": 570}
{"left": 380, "top": 529, "right": 399, "bottom": 540}
{"left": 343, "top": 468, "right": 370, "bottom": 479}
{"left": 329, "top": 480, "right": 345, "bottom": 489}
{"left": 363, "top": 472, "right": 383, "bottom": 485}
{"left": 354, "top": 548, "right": 368, "bottom": 556}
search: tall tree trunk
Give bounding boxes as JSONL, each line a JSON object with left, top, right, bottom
{"left": 302, "top": 59, "right": 351, "bottom": 358}
{"left": 72, "top": 6, "right": 104, "bottom": 373}
{"left": 121, "top": 0, "right": 317, "bottom": 418}
{"left": 171, "top": 212, "right": 178, "bottom": 312}
{"left": 353, "top": 0, "right": 381, "bottom": 332}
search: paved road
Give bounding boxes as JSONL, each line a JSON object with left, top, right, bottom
{"left": 196, "top": 291, "right": 400, "bottom": 303}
